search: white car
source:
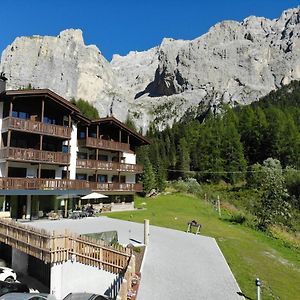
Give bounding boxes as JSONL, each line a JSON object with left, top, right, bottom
{"left": 0, "top": 267, "right": 16, "bottom": 282}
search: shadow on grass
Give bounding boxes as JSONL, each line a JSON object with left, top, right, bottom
{"left": 237, "top": 291, "right": 253, "bottom": 299}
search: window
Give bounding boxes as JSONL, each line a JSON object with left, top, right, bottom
{"left": 76, "top": 174, "right": 87, "bottom": 180}
{"left": 41, "top": 169, "right": 55, "bottom": 179}
{"left": 43, "top": 116, "right": 56, "bottom": 124}
{"left": 12, "top": 111, "right": 29, "bottom": 119}
{"left": 62, "top": 145, "right": 69, "bottom": 153}
{"left": 79, "top": 131, "right": 86, "bottom": 139}
{"left": 98, "top": 175, "right": 107, "bottom": 183}
{"left": 0, "top": 197, "right": 10, "bottom": 212}
{"left": 78, "top": 152, "right": 87, "bottom": 159}
{"left": 62, "top": 170, "right": 69, "bottom": 179}
{"left": 99, "top": 155, "right": 108, "bottom": 161}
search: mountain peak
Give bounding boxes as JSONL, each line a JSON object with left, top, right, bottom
{"left": 1, "top": 7, "right": 300, "bottom": 131}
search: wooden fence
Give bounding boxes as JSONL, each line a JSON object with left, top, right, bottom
{"left": 0, "top": 219, "right": 131, "bottom": 274}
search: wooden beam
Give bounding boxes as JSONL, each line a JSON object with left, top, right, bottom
{"left": 9, "top": 99, "right": 13, "bottom": 117}
{"left": 67, "top": 115, "right": 71, "bottom": 179}
{"left": 41, "top": 98, "right": 45, "bottom": 122}
{"left": 7, "top": 130, "right": 11, "bottom": 148}
{"left": 119, "top": 130, "right": 122, "bottom": 142}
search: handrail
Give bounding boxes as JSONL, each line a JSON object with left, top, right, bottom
{"left": 76, "top": 159, "right": 143, "bottom": 173}
{"left": 2, "top": 117, "right": 71, "bottom": 139}
{"left": 80, "top": 137, "right": 131, "bottom": 152}
{"left": 0, "top": 177, "right": 143, "bottom": 192}
{"left": 0, "top": 147, "right": 70, "bottom": 165}
{"left": 0, "top": 218, "right": 131, "bottom": 274}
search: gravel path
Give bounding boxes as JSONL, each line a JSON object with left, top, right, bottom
{"left": 31, "top": 217, "right": 242, "bottom": 300}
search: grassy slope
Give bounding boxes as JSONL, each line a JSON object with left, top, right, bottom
{"left": 105, "top": 194, "right": 300, "bottom": 300}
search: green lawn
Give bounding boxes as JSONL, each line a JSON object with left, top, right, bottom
{"left": 105, "top": 193, "right": 300, "bottom": 300}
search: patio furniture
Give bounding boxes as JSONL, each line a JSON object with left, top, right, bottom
{"left": 186, "top": 220, "right": 201, "bottom": 235}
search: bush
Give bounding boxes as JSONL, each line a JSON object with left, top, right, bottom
{"left": 170, "top": 178, "right": 202, "bottom": 196}
{"left": 229, "top": 212, "right": 247, "bottom": 224}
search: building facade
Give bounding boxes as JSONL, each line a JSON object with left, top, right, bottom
{"left": 0, "top": 75, "right": 148, "bottom": 219}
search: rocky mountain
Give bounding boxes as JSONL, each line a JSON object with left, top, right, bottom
{"left": 1, "top": 6, "right": 300, "bottom": 130}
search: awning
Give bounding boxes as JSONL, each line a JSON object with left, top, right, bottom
{"left": 0, "top": 189, "right": 91, "bottom": 196}
{"left": 81, "top": 192, "right": 108, "bottom": 200}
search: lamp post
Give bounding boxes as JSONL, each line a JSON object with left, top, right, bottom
{"left": 256, "top": 278, "right": 261, "bottom": 300}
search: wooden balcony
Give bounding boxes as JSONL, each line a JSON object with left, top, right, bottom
{"left": 0, "top": 177, "right": 90, "bottom": 190}
{"left": 0, "top": 177, "right": 143, "bottom": 193}
{"left": 79, "top": 137, "right": 131, "bottom": 152}
{"left": 90, "top": 182, "right": 143, "bottom": 193}
{"left": 2, "top": 117, "right": 71, "bottom": 139}
{"left": 0, "top": 147, "right": 70, "bottom": 165}
{"left": 76, "top": 159, "right": 143, "bottom": 173}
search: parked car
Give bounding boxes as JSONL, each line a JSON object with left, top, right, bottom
{"left": 63, "top": 293, "right": 112, "bottom": 300}
{"left": 0, "top": 268, "right": 17, "bottom": 282}
{"left": 0, "top": 293, "right": 56, "bottom": 300}
{"left": 0, "top": 280, "right": 29, "bottom": 296}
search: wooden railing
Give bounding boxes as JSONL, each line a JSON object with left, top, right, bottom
{"left": 76, "top": 159, "right": 143, "bottom": 173}
{"left": 79, "top": 137, "right": 131, "bottom": 152}
{"left": 0, "top": 147, "right": 70, "bottom": 165}
{"left": 117, "top": 255, "right": 136, "bottom": 300}
{"left": 0, "top": 178, "right": 143, "bottom": 193}
{"left": 2, "top": 117, "right": 71, "bottom": 139}
{"left": 91, "top": 182, "right": 143, "bottom": 193}
{"left": 0, "top": 219, "right": 131, "bottom": 274}
{"left": 0, "top": 178, "right": 90, "bottom": 190}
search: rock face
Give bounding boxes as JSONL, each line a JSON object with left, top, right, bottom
{"left": 1, "top": 7, "right": 300, "bottom": 130}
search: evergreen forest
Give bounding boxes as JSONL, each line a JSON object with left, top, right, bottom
{"left": 137, "top": 80, "right": 300, "bottom": 231}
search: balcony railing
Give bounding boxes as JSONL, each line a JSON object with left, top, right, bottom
{"left": 79, "top": 137, "right": 131, "bottom": 152}
{"left": 0, "top": 178, "right": 90, "bottom": 190}
{"left": 2, "top": 117, "right": 71, "bottom": 139}
{"left": 0, "top": 147, "right": 70, "bottom": 165}
{"left": 76, "top": 159, "right": 143, "bottom": 173}
{"left": 0, "top": 178, "right": 143, "bottom": 193}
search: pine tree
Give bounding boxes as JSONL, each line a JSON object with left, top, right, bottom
{"left": 178, "top": 137, "right": 190, "bottom": 179}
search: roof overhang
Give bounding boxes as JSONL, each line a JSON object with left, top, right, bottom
{"left": 92, "top": 116, "right": 150, "bottom": 145}
{"left": 2, "top": 89, "right": 81, "bottom": 114}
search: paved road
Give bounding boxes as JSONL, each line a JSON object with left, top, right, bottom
{"left": 31, "top": 217, "right": 242, "bottom": 300}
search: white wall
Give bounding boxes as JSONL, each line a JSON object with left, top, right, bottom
{"left": 123, "top": 152, "right": 136, "bottom": 164}
{"left": 0, "top": 102, "right": 3, "bottom": 144}
{"left": 50, "top": 260, "right": 117, "bottom": 300}
{"left": 0, "top": 162, "right": 5, "bottom": 177}
{"left": 69, "top": 124, "right": 78, "bottom": 180}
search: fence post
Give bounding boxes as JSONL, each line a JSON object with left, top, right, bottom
{"left": 217, "top": 195, "right": 221, "bottom": 217}
{"left": 256, "top": 278, "right": 261, "bottom": 300}
{"left": 144, "top": 219, "right": 149, "bottom": 245}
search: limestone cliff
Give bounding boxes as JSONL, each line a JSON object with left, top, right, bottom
{"left": 1, "top": 7, "right": 300, "bottom": 130}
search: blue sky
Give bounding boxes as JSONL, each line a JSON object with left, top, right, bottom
{"left": 1, "top": 1, "right": 299, "bottom": 61}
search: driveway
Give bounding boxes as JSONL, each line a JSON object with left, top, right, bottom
{"left": 31, "top": 217, "right": 242, "bottom": 300}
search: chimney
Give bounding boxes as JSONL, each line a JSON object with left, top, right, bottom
{"left": 0, "top": 72, "right": 7, "bottom": 93}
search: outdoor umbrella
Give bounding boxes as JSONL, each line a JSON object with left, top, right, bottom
{"left": 81, "top": 192, "right": 108, "bottom": 200}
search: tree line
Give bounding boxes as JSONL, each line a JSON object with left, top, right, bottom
{"left": 138, "top": 81, "right": 300, "bottom": 192}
